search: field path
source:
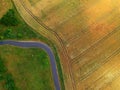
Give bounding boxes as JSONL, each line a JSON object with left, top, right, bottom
{"left": 0, "top": 40, "right": 60, "bottom": 90}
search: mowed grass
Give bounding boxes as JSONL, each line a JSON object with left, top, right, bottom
{"left": 0, "top": 45, "right": 55, "bottom": 90}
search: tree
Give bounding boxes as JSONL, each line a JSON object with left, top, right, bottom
{"left": 4, "top": 28, "right": 13, "bottom": 38}
{"left": 0, "top": 57, "right": 7, "bottom": 73}
{"left": 0, "top": 9, "right": 19, "bottom": 26}
{"left": 4, "top": 74, "right": 17, "bottom": 90}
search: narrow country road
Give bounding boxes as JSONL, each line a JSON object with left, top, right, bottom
{"left": 0, "top": 40, "right": 60, "bottom": 90}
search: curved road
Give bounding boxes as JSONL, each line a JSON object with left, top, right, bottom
{"left": 0, "top": 40, "right": 60, "bottom": 90}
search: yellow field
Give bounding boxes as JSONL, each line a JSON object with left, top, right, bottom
{"left": 28, "top": 0, "right": 40, "bottom": 5}
{"left": 0, "top": 0, "right": 12, "bottom": 18}
{"left": 12, "top": 0, "right": 120, "bottom": 90}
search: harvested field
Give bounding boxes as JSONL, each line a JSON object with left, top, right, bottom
{"left": 0, "top": 0, "right": 12, "bottom": 18}
{"left": 12, "top": 0, "right": 120, "bottom": 90}
{"left": 76, "top": 52, "right": 120, "bottom": 90}
{"left": 20, "top": 0, "right": 120, "bottom": 58}
{"left": 71, "top": 28, "right": 120, "bottom": 81}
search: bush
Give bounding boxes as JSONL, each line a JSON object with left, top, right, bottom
{"left": 0, "top": 58, "right": 7, "bottom": 73}
{"left": 0, "top": 9, "right": 19, "bottom": 26}
{"left": 0, "top": 57, "right": 17, "bottom": 90}
{"left": 3, "top": 28, "right": 15, "bottom": 38}
{"left": 4, "top": 74, "right": 17, "bottom": 90}
{"left": 0, "top": 36, "right": 4, "bottom": 40}
{"left": 0, "top": 74, "right": 4, "bottom": 81}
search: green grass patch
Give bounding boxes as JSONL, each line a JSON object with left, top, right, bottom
{"left": 0, "top": 45, "right": 55, "bottom": 90}
{"left": 0, "top": 57, "right": 17, "bottom": 90}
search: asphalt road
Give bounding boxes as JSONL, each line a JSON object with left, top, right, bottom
{"left": 0, "top": 40, "right": 60, "bottom": 90}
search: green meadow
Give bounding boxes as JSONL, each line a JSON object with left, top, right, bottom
{"left": 0, "top": 45, "right": 55, "bottom": 90}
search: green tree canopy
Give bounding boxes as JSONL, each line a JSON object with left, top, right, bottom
{"left": 0, "top": 9, "right": 19, "bottom": 26}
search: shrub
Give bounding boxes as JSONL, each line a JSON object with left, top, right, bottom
{"left": 0, "top": 9, "right": 19, "bottom": 26}
{"left": 4, "top": 74, "right": 17, "bottom": 90}
{"left": 0, "top": 58, "right": 7, "bottom": 73}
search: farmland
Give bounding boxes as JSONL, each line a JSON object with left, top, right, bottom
{"left": 0, "top": 45, "right": 54, "bottom": 90}
{"left": 12, "top": 0, "right": 120, "bottom": 90}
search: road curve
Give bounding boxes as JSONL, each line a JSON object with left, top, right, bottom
{"left": 0, "top": 40, "right": 60, "bottom": 90}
